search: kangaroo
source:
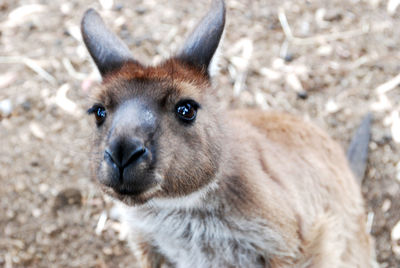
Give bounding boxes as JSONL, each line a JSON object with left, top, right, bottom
{"left": 80, "top": 1, "right": 377, "bottom": 267}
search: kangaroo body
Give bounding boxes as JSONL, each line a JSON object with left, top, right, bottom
{"left": 80, "top": 1, "right": 376, "bottom": 267}
{"left": 122, "top": 112, "right": 373, "bottom": 268}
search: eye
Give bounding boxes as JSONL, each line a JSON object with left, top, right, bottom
{"left": 87, "top": 104, "right": 107, "bottom": 125}
{"left": 175, "top": 100, "right": 199, "bottom": 123}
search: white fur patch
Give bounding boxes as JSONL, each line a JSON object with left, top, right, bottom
{"left": 117, "top": 180, "right": 293, "bottom": 267}
{"left": 122, "top": 206, "right": 291, "bottom": 268}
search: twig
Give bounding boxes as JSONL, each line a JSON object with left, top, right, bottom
{"left": 348, "top": 53, "right": 379, "bottom": 70}
{"left": 23, "top": 58, "right": 57, "bottom": 85}
{"left": 278, "top": 8, "right": 294, "bottom": 41}
{"left": 0, "top": 56, "right": 56, "bottom": 85}
{"left": 367, "top": 212, "right": 374, "bottom": 234}
{"left": 277, "top": 8, "right": 389, "bottom": 46}
{"left": 375, "top": 73, "right": 400, "bottom": 95}
{"left": 5, "top": 253, "right": 12, "bottom": 268}
{"left": 62, "top": 57, "right": 87, "bottom": 80}
{"left": 292, "top": 25, "right": 371, "bottom": 45}
{"left": 95, "top": 210, "right": 108, "bottom": 235}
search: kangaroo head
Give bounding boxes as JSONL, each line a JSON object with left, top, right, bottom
{"left": 81, "top": 0, "right": 226, "bottom": 205}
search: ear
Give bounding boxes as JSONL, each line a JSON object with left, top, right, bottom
{"left": 177, "top": 0, "right": 225, "bottom": 75}
{"left": 81, "top": 9, "right": 136, "bottom": 76}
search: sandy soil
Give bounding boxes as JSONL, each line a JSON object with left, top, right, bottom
{"left": 1, "top": 0, "right": 400, "bottom": 267}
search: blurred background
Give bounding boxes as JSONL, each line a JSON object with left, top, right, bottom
{"left": 1, "top": 0, "right": 400, "bottom": 267}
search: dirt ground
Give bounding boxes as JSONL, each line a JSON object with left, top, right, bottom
{"left": 1, "top": 0, "right": 400, "bottom": 267}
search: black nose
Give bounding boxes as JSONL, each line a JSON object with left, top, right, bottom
{"left": 102, "top": 138, "right": 153, "bottom": 195}
{"left": 105, "top": 138, "right": 147, "bottom": 169}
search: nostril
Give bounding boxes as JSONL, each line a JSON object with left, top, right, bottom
{"left": 123, "top": 147, "right": 146, "bottom": 168}
{"left": 104, "top": 150, "right": 120, "bottom": 167}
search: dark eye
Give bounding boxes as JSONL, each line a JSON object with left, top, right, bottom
{"left": 87, "top": 104, "right": 107, "bottom": 125}
{"left": 175, "top": 100, "right": 199, "bottom": 123}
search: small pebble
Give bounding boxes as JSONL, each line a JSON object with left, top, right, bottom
{"left": 317, "top": 45, "right": 333, "bottom": 56}
{"left": 114, "top": 3, "right": 124, "bottom": 11}
{"left": 32, "top": 208, "right": 42, "bottom": 218}
{"left": 323, "top": 9, "right": 343, "bottom": 21}
{"left": 53, "top": 188, "right": 82, "bottom": 212}
{"left": 376, "top": 134, "right": 392, "bottom": 146}
{"left": 31, "top": 160, "right": 39, "bottom": 167}
{"left": 39, "top": 183, "right": 49, "bottom": 194}
{"left": 60, "top": 3, "right": 72, "bottom": 14}
{"left": 325, "top": 99, "right": 340, "bottom": 114}
{"left": 391, "top": 220, "right": 400, "bottom": 241}
{"left": 21, "top": 100, "right": 32, "bottom": 111}
{"left": 29, "top": 122, "right": 46, "bottom": 140}
{"left": 135, "top": 6, "right": 147, "bottom": 15}
{"left": 297, "top": 91, "right": 308, "bottom": 100}
{"left": 392, "top": 220, "right": 400, "bottom": 256}
{"left": 42, "top": 224, "right": 60, "bottom": 236}
{"left": 382, "top": 199, "right": 391, "bottom": 212}
{"left": 6, "top": 210, "right": 15, "bottom": 219}
{"left": 369, "top": 142, "right": 378, "bottom": 151}
{"left": 102, "top": 246, "right": 113, "bottom": 255}
{"left": 15, "top": 181, "right": 26, "bottom": 191}
{"left": 283, "top": 53, "right": 294, "bottom": 62}
{"left": 0, "top": 99, "right": 13, "bottom": 117}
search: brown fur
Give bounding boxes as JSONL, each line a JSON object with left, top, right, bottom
{"left": 221, "top": 111, "right": 375, "bottom": 266}
{"left": 88, "top": 68, "right": 376, "bottom": 267}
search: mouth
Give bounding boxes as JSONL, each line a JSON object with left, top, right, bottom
{"left": 98, "top": 162, "right": 158, "bottom": 196}
{"left": 96, "top": 158, "right": 162, "bottom": 205}
{"left": 113, "top": 187, "right": 145, "bottom": 196}
{"left": 100, "top": 183, "right": 161, "bottom": 206}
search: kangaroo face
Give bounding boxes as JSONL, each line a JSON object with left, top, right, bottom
{"left": 88, "top": 64, "right": 222, "bottom": 205}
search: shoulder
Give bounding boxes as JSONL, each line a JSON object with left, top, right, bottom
{"left": 228, "top": 110, "right": 339, "bottom": 151}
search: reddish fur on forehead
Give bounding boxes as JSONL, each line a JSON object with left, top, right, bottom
{"left": 92, "top": 58, "right": 211, "bottom": 106}
{"left": 103, "top": 58, "right": 210, "bottom": 86}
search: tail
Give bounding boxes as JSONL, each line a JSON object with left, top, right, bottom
{"left": 346, "top": 113, "right": 372, "bottom": 184}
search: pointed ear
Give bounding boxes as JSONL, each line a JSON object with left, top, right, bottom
{"left": 81, "top": 9, "right": 135, "bottom": 76}
{"left": 177, "top": 0, "right": 225, "bottom": 74}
